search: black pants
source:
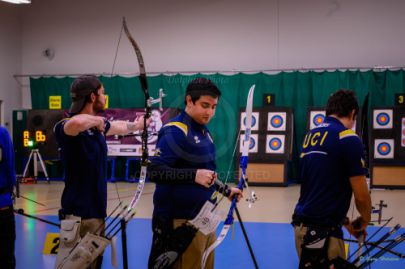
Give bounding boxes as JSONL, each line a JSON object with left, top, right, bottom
{"left": 148, "top": 215, "right": 172, "bottom": 269}
{"left": 0, "top": 207, "right": 16, "bottom": 269}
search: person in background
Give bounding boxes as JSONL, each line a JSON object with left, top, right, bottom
{"left": 0, "top": 125, "right": 17, "bottom": 269}
{"left": 292, "top": 89, "right": 372, "bottom": 268}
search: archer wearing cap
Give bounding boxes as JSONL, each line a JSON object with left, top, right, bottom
{"left": 69, "top": 75, "right": 105, "bottom": 115}
{"left": 53, "top": 75, "right": 150, "bottom": 269}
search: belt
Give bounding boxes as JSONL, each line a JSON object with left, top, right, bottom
{"left": 292, "top": 221, "right": 342, "bottom": 235}
{"left": 292, "top": 217, "right": 342, "bottom": 230}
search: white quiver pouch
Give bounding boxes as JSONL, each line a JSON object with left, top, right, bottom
{"left": 54, "top": 217, "right": 82, "bottom": 269}
{"left": 56, "top": 232, "right": 110, "bottom": 269}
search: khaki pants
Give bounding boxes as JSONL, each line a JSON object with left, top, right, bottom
{"left": 172, "top": 219, "right": 216, "bottom": 269}
{"left": 294, "top": 224, "right": 346, "bottom": 261}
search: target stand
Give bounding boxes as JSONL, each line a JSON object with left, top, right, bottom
{"left": 237, "top": 107, "right": 293, "bottom": 186}
{"left": 370, "top": 107, "right": 405, "bottom": 189}
{"left": 22, "top": 149, "right": 49, "bottom": 183}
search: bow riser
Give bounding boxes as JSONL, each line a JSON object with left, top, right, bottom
{"left": 122, "top": 17, "right": 150, "bottom": 211}
{"left": 201, "top": 86, "right": 255, "bottom": 268}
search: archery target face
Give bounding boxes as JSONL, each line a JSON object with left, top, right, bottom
{"left": 240, "top": 134, "right": 258, "bottom": 153}
{"left": 374, "top": 139, "right": 394, "bottom": 159}
{"left": 373, "top": 109, "right": 393, "bottom": 129}
{"left": 310, "top": 110, "right": 357, "bottom": 132}
{"left": 402, "top": 118, "right": 405, "bottom": 147}
{"left": 241, "top": 112, "right": 259, "bottom": 131}
{"left": 310, "top": 111, "right": 326, "bottom": 130}
{"left": 266, "top": 134, "right": 285, "bottom": 154}
{"left": 268, "top": 112, "right": 287, "bottom": 131}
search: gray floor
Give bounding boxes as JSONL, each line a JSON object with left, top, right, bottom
{"left": 16, "top": 181, "right": 405, "bottom": 225}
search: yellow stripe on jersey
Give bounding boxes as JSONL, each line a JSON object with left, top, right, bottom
{"left": 164, "top": 122, "right": 188, "bottom": 136}
{"left": 339, "top": 129, "right": 357, "bottom": 140}
{"left": 300, "top": 151, "right": 328, "bottom": 158}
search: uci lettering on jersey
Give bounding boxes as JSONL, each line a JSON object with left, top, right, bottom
{"left": 302, "top": 131, "right": 329, "bottom": 149}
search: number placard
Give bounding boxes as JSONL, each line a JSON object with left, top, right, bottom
{"left": 263, "top": 94, "right": 275, "bottom": 106}
{"left": 43, "top": 233, "right": 60, "bottom": 255}
{"left": 395, "top": 93, "right": 405, "bottom": 106}
{"left": 49, "top": 96, "right": 61, "bottom": 109}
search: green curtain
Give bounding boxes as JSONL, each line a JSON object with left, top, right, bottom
{"left": 30, "top": 70, "right": 405, "bottom": 181}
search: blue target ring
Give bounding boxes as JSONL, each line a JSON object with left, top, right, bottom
{"left": 271, "top": 115, "right": 284, "bottom": 128}
{"left": 377, "top": 142, "right": 391, "bottom": 156}
{"left": 243, "top": 115, "right": 257, "bottom": 128}
{"left": 313, "top": 114, "right": 325, "bottom": 126}
{"left": 248, "top": 137, "right": 255, "bottom": 150}
{"left": 268, "top": 137, "right": 282, "bottom": 151}
{"left": 376, "top": 112, "right": 390, "bottom": 126}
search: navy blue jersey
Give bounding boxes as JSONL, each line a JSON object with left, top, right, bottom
{"left": 54, "top": 118, "right": 110, "bottom": 219}
{"left": 0, "top": 127, "right": 16, "bottom": 208}
{"left": 294, "top": 117, "right": 366, "bottom": 227}
{"left": 150, "top": 110, "right": 216, "bottom": 219}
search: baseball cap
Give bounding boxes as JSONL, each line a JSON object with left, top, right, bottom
{"left": 69, "top": 75, "right": 102, "bottom": 114}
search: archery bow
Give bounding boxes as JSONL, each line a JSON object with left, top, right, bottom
{"left": 121, "top": 17, "right": 166, "bottom": 210}
{"left": 345, "top": 92, "right": 370, "bottom": 265}
{"left": 360, "top": 93, "right": 370, "bottom": 173}
{"left": 100, "top": 17, "right": 166, "bottom": 236}
{"left": 122, "top": 17, "right": 150, "bottom": 211}
{"left": 356, "top": 92, "right": 370, "bottom": 264}
{"left": 201, "top": 85, "right": 258, "bottom": 269}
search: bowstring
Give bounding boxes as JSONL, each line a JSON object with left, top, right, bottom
{"left": 213, "top": 128, "right": 241, "bottom": 209}
{"left": 109, "top": 21, "right": 125, "bottom": 205}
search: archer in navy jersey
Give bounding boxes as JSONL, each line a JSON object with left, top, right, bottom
{"left": 54, "top": 75, "right": 148, "bottom": 269}
{"left": 148, "top": 78, "right": 242, "bottom": 269}
{"left": 292, "top": 90, "right": 371, "bottom": 266}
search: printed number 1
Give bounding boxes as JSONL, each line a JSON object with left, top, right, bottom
{"left": 267, "top": 96, "right": 271, "bottom": 104}
{"left": 399, "top": 95, "right": 404, "bottom": 104}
